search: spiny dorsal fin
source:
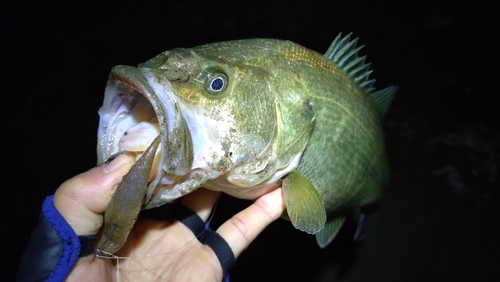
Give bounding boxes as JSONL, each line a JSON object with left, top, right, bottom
{"left": 324, "top": 33, "right": 374, "bottom": 93}
{"left": 325, "top": 33, "right": 398, "bottom": 117}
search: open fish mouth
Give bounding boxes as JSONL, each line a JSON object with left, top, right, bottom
{"left": 97, "top": 65, "right": 192, "bottom": 186}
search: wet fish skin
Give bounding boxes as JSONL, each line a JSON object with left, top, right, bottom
{"left": 96, "top": 33, "right": 397, "bottom": 252}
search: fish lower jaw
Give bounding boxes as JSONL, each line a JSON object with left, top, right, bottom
{"left": 145, "top": 169, "right": 222, "bottom": 208}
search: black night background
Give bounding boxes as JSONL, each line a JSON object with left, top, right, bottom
{"left": 3, "top": 0, "right": 499, "bottom": 281}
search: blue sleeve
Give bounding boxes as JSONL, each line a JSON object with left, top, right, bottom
{"left": 17, "top": 196, "right": 82, "bottom": 282}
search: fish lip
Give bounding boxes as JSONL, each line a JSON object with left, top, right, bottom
{"left": 139, "top": 68, "right": 194, "bottom": 175}
{"left": 97, "top": 65, "right": 166, "bottom": 164}
{"left": 97, "top": 65, "right": 193, "bottom": 179}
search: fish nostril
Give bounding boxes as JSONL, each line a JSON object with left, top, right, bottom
{"left": 160, "top": 61, "right": 191, "bottom": 81}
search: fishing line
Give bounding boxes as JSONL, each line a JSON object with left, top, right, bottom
{"left": 94, "top": 197, "right": 222, "bottom": 282}
{"left": 95, "top": 224, "right": 116, "bottom": 257}
{"left": 95, "top": 198, "right": 220, "bottom": 261}
{"left": 94, "top": 229, "right": 200, "bottom": 260}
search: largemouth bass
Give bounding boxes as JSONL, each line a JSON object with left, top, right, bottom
{"left": 96, "top": 33, "right": 397, "bottom": 255}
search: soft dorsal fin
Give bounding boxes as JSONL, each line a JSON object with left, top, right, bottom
{"left": 325, "top": 33, "right": 398, "bottom": 117}
{"left": 369, "top": 85, "right": 398, "bottom": 118}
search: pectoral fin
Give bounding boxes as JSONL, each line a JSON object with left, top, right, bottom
{"left": 282, "top": 170, "right": 326, "bottom": 234}
{"left": 315, "top": 215, "right": 346, "bottom": 248}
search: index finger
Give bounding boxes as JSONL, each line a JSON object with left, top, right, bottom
{"left": 216, "top": 187, "right": 286, "bottom": 258}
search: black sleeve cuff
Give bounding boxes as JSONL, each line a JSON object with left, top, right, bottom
{"left": 17, "top": 195, "right": 84, "bottom": 282}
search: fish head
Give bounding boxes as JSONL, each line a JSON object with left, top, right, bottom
{"left": 97, "top": 44, "right": 282, "bottom": 208}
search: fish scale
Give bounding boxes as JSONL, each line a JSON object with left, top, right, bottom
{"left": 96, "top": 33, "right": 397, "bottom": 253}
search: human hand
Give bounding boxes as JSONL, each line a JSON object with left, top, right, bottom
{"left": 53, "top": 153, "right": 286, "bottom": 281}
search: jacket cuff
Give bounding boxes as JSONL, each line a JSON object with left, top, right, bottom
{"left": 17, "top": 195, "right": 82, "bottom": 282}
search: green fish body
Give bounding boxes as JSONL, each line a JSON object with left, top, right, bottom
{"left": 96, "top": 33, "right": 397, "bottom": 254}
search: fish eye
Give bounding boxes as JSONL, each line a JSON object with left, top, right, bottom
{"left": 205, "top": 73, "right": 228, "bottom": 95}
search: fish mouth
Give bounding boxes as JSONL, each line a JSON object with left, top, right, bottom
{"left": 97, "top": 65, "right": 193, "bottom": 190}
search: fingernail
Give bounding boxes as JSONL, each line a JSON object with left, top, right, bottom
{"left": 102, "top": 152, "right": 133, "bottom": 173}
{"left": 104, "top": 151, "right": 125, "bottom": 165}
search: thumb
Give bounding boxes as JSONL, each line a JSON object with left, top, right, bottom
{"left": 53, "top": 153, "right": 136, "bottom": 236}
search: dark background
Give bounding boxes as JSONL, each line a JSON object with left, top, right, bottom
{"left": 3, "top": 0, "right": 499, "bottom": 281}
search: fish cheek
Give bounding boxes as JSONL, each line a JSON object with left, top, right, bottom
{"left": 228, "top": 72, "right": 277, "bottom": 162}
